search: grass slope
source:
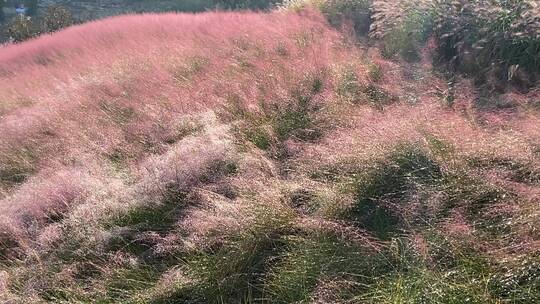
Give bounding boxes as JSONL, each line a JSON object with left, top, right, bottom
{"left": 0, "top": 8, "right": 539, "bottom": 304}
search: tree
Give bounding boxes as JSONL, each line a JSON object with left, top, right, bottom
{"left": 43, "top": 5, "right": 73, "bottom": 33}
{"left": 7, "top": 15, "right": 38, "bottom": 42}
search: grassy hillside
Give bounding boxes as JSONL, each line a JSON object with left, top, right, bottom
{"left": 0, "top": 4, "right": 539, "bottom": 304}
{"left": 0, "top": 1, "right": 281, "bottom": 42}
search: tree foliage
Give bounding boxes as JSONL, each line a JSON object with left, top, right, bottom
{"left": 43, "top": 5, "right": 74, "bottom": 33}
{"left": 7, "top": 15, "right": 38, "bottom": 42}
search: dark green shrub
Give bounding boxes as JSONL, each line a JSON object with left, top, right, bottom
{"left": 119, "top": 0, "right": 215, "bottom": 12}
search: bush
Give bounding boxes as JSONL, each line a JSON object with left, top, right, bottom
{"left": 433, "top": 0, "right": 540, "bottom": 91}
{"left": 43, "top": 6, "right": 74, "bottom": 33}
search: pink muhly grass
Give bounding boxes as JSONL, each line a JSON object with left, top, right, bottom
{"left": 136, "top": 121, "right": 234, "bottom": 204}
{"left": 0, "top": 10, "right": 351, "bottom": 203}
{"left": 179, "top": 188, "right": 250, "bottom": 251}
{"left": 0, "top": 10, "right": 341, "bottom": 115}
{"left": 297, "top": 98, "right": 538, "bottom": 177}
{"left": 0, "top": 169, "right": 87, "bottom": 239}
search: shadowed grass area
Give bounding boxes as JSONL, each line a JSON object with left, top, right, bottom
{"left": 0, "top": 148, "right": 37, "bottom": 187}
{"left": 266, "top": 232, "right": 389, "bottom": 303}
{"left": 349, "top": 145, "right": 443, "bottom": 238}
{"left": 152, "top": 205, "right": 295, "bottom": 303}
